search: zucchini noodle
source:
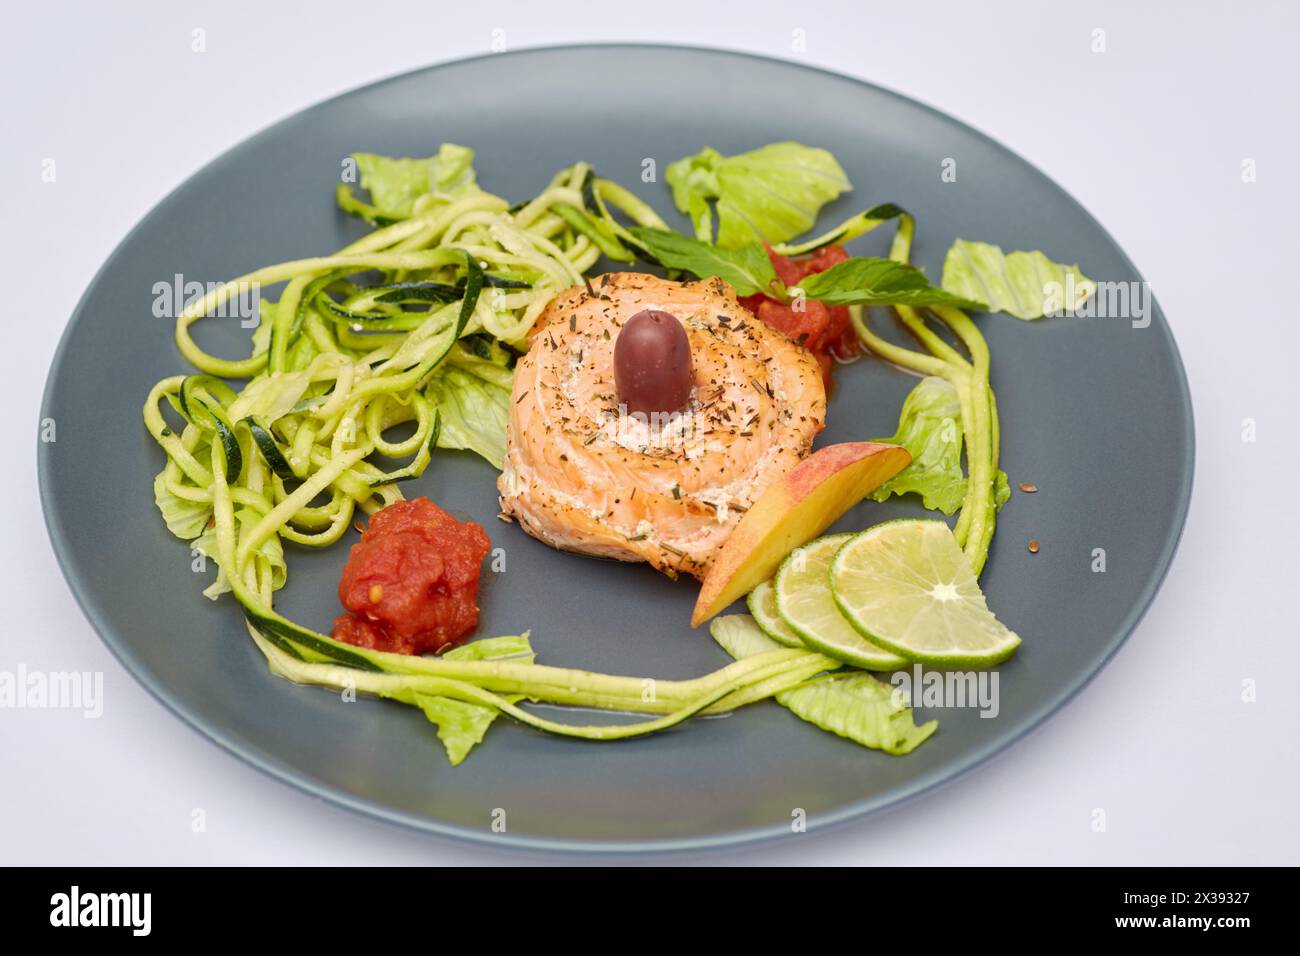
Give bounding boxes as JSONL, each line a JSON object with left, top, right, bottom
{"left": 144, "top": 161, "right": 841, "bottom": 748}
{"left": 845, "top": 208, "right": 1004, "bottom": 576}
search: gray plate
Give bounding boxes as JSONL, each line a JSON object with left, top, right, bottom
{"left": 38, "top": 45, "right": 1193, "bottom": 854}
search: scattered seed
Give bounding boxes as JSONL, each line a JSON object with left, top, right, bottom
{"left": 1027, "top": 539, "right": 1040, "bottom": 553}
{"left": 1019, "top": 482, "right": 1038, "bottom": 493}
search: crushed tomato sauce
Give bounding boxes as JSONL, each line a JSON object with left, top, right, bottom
{"left": 739, "top": 244, "right": 861, "bottom": 384}
{"left": 331, "top": 497, "right": 491, "bottom": 655}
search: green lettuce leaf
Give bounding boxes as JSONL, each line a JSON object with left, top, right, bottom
{"left": 666, "top": 142, "right": 851, "bottom": 248}
{"left": 350, "top": 143, "right": 481, "bottom": 219}
{"left": 796, "top": 257, "right": 985, "bottom": 310}
{"left": 152, "top": 471, "right": 213, "bottom": 540}
{"left": 711, "top": 612, "right": 802, "bottom": 660}
{"left": 626, "top": 227, "right": 780, "bottom": 297}
{"left": 442, "top": 634, "right": 534, "bottom": 663}
{"left": 411, "top": 697, "right": 501, "bottom": 766}
{"left": 871, "top": 377, "right": 967, "bottom": 514}
{"left": 426, "top": 143, "right": 479, "bottom": 197}
{"left": 871, "top": 376, "right": 1011, "bottom": 515}
{"left": 414, "top": 634, "right": 535, "bottom": 766}
{"left": 941, "top": 239, "right": 1096, "bottom": 320}
{"left": 424, "top": 361, "right": 512, "bottom": 470}
{"left": 711, "top": 615, "right": 936, "bottom": 756}
{"left": 778, "top": 672, "right": 937, "bottom": 755}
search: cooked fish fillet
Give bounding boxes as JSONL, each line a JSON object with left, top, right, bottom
{"left": 497, "top": 272, "right": 826, "bottom": 578}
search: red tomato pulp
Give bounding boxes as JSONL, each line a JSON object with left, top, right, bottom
{"left": 331, "top": 497, "right": 491, "bottom": 655}
{"left": 738, "top": 244, "right": 862, "bottom": 383}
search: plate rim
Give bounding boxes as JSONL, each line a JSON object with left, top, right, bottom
{"left": 37, "top": 42, "right": 1196, "bottom": 856}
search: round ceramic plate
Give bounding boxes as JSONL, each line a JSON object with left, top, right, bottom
{"left": 39, "top": 45, "right": 1193, "bottom": 853}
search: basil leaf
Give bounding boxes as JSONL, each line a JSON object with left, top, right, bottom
{"left": 942, "top": 239, "right": 1096, "bottom": 320}
{"left": 797, "top": 257, "right": 986, "bottom": 310}
{"left": 626, "top": 227, "right": 781, "bottom": 298}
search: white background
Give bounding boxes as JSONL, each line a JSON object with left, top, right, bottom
{"left": 3, "top": 0, "right": 1297, "bottom": 865}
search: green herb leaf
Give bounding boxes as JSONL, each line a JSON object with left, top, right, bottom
{"left": 711, "top": 615, "right": 936, "bottom": 756}
{"left": 666, "top": 142, "right": 851, "bottom": 248}
{"left": 941, "top": 239, "right": 1096, "bottom": 320}
{"left": 626, "top": 227, "right": 781, "bottom": 297}
{"left": 797, "top": 257, "right": 987, "bottom": 310}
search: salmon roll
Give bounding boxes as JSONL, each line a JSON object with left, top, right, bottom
{"left": 498, "top": 272, "right": 825, "bottom": 578}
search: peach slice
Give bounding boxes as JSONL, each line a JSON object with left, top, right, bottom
{"left": 690, "top": 441, "right": 911, "bottom": 627}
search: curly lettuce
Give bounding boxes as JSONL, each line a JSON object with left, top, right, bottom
{"left": 872, "top": 376, "right": 1010, "bottom": 515}
{"left": 425, "top": 337, "right": 514, "bottom": 469}
{"left": 711, "top": 616, "right": 936, "bottom": 756}
{"left": 413, "top": 635, "right": 536, "bottom": 765}
{"left": 942, "top": 239, "right": 1096, "bottom": 320}
{"left": 666, "top": 142, "right": 851, "bottom": 249}
{"left": 152, "top": 471, "right": 212, "bottom": 540}
{"left": 340, "top": 143, "right": 482, "bottom": 221}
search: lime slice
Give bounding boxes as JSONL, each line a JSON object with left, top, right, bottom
{"left": 746, "top": 580, "right": 805, "bottom": 648}
{"left": 830, "top": 519, "right": 1022, "bottom": 666}
{"left": 774, "top": 533, "right": 907, "bottom": 671}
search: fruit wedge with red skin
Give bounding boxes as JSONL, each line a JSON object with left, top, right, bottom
{"left": 690, "top": 441, "right": 911, "bottom": 627}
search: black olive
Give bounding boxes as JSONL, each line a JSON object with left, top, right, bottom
{"left": 613, "top": 309, "right": 694, "bottom": 416}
